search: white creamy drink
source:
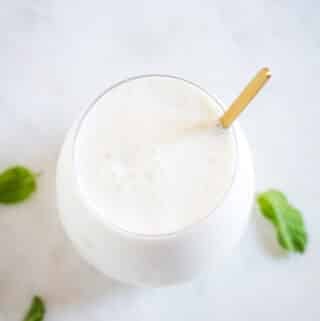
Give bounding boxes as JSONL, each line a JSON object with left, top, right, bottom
{"left": 74, "top": 76, "right": 236, "bottom": 235}
{"left": 58, "top": 74, "right": 254, "bottom": 285}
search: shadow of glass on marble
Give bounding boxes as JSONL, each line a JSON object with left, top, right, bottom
{"left": 251, "top": 205, "right": 288, "bottom": 259}
{"left": 0, "top": 149, "right": 136, "bottom": 319}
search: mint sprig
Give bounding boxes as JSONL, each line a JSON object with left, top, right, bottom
{"left": 23, "top": 296, "right": 45, "bottom": 321}
{"left": 257, "top": 189, "right": 307, "bottom": 253}
{"left": 0, "top": 166, "right": 37, "bottom": 204}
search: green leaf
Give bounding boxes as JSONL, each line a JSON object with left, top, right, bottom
{"left": 0, "top": 166, "right": 37, "bottom": 204}
{"left": 257, "top": 189, "right": 308, "bottom": 253}
{"left": 23, "top": 296, "right": 45, "bottom": 321}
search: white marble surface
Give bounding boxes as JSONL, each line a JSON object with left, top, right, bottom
{"left": 0, "top": 0, "right": 320, "bottom": 320}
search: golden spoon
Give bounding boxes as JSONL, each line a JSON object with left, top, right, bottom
{"left": 219, "top": 67, "right": 271, "bottom": 128}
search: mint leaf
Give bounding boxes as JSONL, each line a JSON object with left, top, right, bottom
{"left": 257, "top": 189, "right": 307, "bottom": 253}
{"left": 0, "top": 166, "right": 37, "bottom": 204}
{"left": 23, "top": 296, "right": 45, "bottom": 321}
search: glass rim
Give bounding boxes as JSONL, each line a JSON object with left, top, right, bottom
{"left": 71, "top": 74, "right": 239, "bottom": 239}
